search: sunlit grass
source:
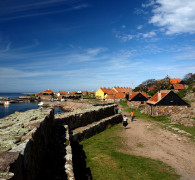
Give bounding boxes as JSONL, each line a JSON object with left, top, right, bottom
{"left": 81, "top": 125, "right": 180, "bottom": 180}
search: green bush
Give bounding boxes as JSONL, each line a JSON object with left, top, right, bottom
{"left": 177, "top": 90, "right": 187, "bottom": 98}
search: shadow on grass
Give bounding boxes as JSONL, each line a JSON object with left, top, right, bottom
{"left": 71, "top": 140, "right": 92, "bottom": 180}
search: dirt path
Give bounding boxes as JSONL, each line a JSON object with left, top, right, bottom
{"left": 118, "top": 105, "right": 195, "bottom": 180}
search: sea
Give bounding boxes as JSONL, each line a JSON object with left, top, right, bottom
{"left": 0, "top": 93, "right": 65, "bottom": 119}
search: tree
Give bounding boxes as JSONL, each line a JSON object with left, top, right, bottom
{"left": 183, "top": 73, "right": 195, "bottom": 84}
{"left": 141, "top": 79, "right": 156, "bottom": 86}
{"left": 134, "top": 79, "right": 156, "bottom": 92}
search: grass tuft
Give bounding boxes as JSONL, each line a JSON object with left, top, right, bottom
{"left": 172, "top": 124, "right": 195, "bottom": 138}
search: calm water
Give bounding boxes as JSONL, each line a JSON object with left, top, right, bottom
{"left": 0, "top": 92, "right": 26, "bottom": 99}
{"left": 0, "top": 102, "right": 39, "bottom": 119}
{"left": 0, "top": 93, "right": 65, "bottom": 119}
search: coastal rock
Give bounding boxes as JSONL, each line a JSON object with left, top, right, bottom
{"left": 0, "top": 108, "right": 53, "bottom": 153}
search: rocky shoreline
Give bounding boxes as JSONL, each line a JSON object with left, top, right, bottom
{"left": 0, "top": 108, "right": 52, "bottom": 153}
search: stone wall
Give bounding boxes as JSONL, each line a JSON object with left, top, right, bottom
{"left": 72, "top": 114, "right": 122, "bottom": 142}
{"left": 127, "top": 101, "right": 146, "bottom": 109}
{"left": 60, "top": 100, "right": 94, "bottom": 111}
{"left": 145, "top": 104, "right": 188, "bottom": 117}
{"left": 0, "top": 104, "right": 121, "bottom": 180}
{"left": 64, "top": 125, "right": 75, "bottom": 179}
{"left": 0, "top": 108, "right": 55, "bottom": 180}
{"left": 39, "top": 95, "right": 53, "bottom": 101}
{"left": 55, "top": 104, "right": 118, "bottom": 130}
{"left": 169, "top": 106, "right": 195, "bottom": 126}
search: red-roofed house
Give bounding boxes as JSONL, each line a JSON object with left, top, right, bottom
{"left": 113, "top": 87, "right": 132, "bottom": 94}
{"left": 81, "top": 91, "right": 88, "bottom": 95}
{"left": 115, "top": 92, "right": 126, "bottom": 99}
{"left": 35, "top": 92, "right": 43, "bottom": 97}
{"left": 128, "top": 92, "right": 148, "bottom": 108}
{"left": 105, "top": 92, "right": 126, "bottom": 102}
{"left": 171, "top": 84, "right": 185, "bottom": 91}
{"left": 95, "top": 88, "right": 117, "bottom": 99}
{"left": 96, "top": 87, "right": 132, "bottom": 101}
{"left": 145, "top": 90, "right": 188, "bottom": 116}
{"left": 57, "top": 91, "right": 68, "bottom": 96}
{"left": 43, "top": 89, "right": 54, "bottom": 95}
{"left": 37, "top": 89, "right": 54, "bottom": 101}
{"left": 170, "top": 78, "right": 181, "bottom": 84}
{"left": 56, "top": 91, "right": 68, "bottom": 101}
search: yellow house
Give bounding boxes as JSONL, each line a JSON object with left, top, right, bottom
{"left": 95, "top": 88, "right": 114, "bottom": 99}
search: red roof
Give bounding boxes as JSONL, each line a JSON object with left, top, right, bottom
{"left": 100, "top": 88, "right": 117, "bottom": 95}
{"left": 113, "top": 87, "right": 132, "bottom": 94}
{"left": 129, "top": 92, "right": 148, "bottom": 100}
{"left": 170, "top": 78, "right": 181, "bottom": 84}
{"left": 105, "top": 92, "right": 126, "bottom": 99}
{"left": 44, "top": 89, "right": 53, "bottom": 94}
{"left": 81, "top": 91, "right": 88, "bottom": 95}
{"left": 59, "top": 91, "right": 67, "bottom": 95}
{"left": 173, "top": 84, "right": 184, "bottom": 90}
{"left": 147, "top": 90, "right": 169, "bottom": 105}
{"left": 35, "top": 93, "right": 43, "bottom": 96}
{"left": 72, "top": 91, "right": 77, "bottom": 94}
{"left": 115, "top": 92, "right": 126, "bottom": 99}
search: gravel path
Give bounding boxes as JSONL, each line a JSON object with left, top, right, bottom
{"left": 118, "top": 105, "right": 195, "bottom": 180}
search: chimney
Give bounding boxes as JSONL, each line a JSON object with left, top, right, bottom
{"left": 158, "top": 91, "right": 161, "bottom": 101}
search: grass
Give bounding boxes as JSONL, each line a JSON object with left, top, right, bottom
{"left": 119, "top": 101, "right": 170, "bottom": 123}
{"left": 172, "top": 124, "right": 195, "bottom": 138}
{"left": 177, "top": 89, "right": 187, "bottom": 98}
{"left": 81, "top": 125, "right": 180, "bottom": 180}
{"left": 136, "top": 142, "right": 144, "bottom": 148}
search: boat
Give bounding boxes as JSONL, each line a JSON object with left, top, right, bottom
{"left": 38, "top": 102, "right": 44, "bottom": 106}
{"left": 4, "top": 101, "right": 10, "bottom": 106}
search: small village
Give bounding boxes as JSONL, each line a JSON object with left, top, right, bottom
{"left": 31, "top": 75, "right": 194, "bottom": 127}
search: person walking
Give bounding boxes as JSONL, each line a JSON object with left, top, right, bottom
{"left": 130, "top": 111, "right": 134, "bottom": 122}
{"left": 123, "top": 115, "right": 128, "bottom": 129}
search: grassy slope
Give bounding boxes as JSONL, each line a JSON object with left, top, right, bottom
{"left": 81, "top": 125, "right": 180, "bottom": 180}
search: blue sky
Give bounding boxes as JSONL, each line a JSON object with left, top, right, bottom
{"left": 0, "top": 0, "right": 195, "bottom": 92}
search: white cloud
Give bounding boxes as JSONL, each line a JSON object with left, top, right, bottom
{"left": 142, "top": 31, "right": 156, "bottom": 38}
{"left": 142, "top": 0, "right": 156, "bottom": 8}
{"left": 137, "top": 25, "right": 143, "bottom": 30}
{"left": 0, "top": 67, "right": 46, "bottom": 78}
{"left": 86, "top": 48, "right": 106, "bottom": 56}
{"left": 0, "top": 0, "right": 90, "bottom": 21}
{"left": 134, "top": 8, "right": 148, "bottom": 15}
{"left": 0, "top": 42, "right": 11, "bottom": 52}
{"left": 149, "top": 0, "right": 195, "bottom": 34}
{"left": 115, "top": 31, "right": 156, "bottom": 42}
{"left": 174, "top": 46, "right": 195, "bottom": 60}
